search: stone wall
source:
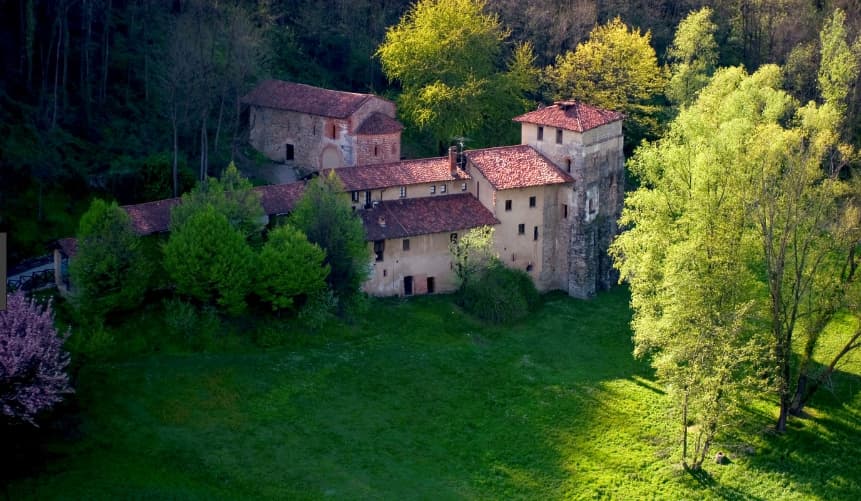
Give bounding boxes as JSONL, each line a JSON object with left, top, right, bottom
{"left": 355, "top": 132, "right": 401, "bottom": 165}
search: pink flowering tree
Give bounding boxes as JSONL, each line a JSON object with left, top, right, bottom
{"left": 0, "top": 292, "right": 73, "bottom": 426}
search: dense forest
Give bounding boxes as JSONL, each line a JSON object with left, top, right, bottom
{"left": 1, "top": 0, "right": 860, "bottom": 264}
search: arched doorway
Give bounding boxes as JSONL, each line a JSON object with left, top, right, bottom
{"left": 320, "top": 146, "right": 342, "bottom": 169}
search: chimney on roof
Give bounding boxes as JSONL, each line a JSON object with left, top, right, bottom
{"left": 378, "top": 216, "right": 386, "bottom": 227}
{"left": 557, "top": 100, "right": 577, "bottom": 110}
{"left": 448, "top": 146, "right": 458, "bottom": 177}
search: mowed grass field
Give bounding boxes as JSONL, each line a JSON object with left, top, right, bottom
{"left": 7, "top": 288, "right": 861, "bottom": 499}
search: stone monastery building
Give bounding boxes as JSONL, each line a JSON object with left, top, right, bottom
{"left": 241, "top": 80, "right": 624, "bottom": 299}
{"left": 55, "top": 80, "right": 624, "bottom": 299}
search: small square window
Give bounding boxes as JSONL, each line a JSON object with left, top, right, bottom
{"left": 399, "top": 186, "right": 407, "bottom": 198}
{"left": 537, "top": 126, "right": 544, "bottom": 141}
{"left": 403, "top": 239, "right": 410, "bottom": 251}
{"left": 461, "top": 182, "right": 467, "bottom": 191}
{"left": 450, "top": 233, "right": 458, "bottom": 243}
{"left": 351, "top": 191, "right": 359, "bottom": 202}
{"left": 533, "top": 226, "right": 539, "bottom": 241}
{"left": 440, "top": 184, "right": 446, "bottom": 193}
{"left": 556, "top": 129, "right": 563, "bottom": 144}
{"left": 505, "top": 200, "right": 512, "bottom": 211}
{"left": 518, "top": 223, "right": 525, "bottom": 235}
{"left": 430, "top": 185, "right": 436, "bottom": 194}
{"left": 529, "top": 196, "right": 536, "bottom": 208}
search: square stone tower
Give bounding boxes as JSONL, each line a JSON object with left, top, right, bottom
{"left": 513, "top": 101, "right": 625, "bottom": 299}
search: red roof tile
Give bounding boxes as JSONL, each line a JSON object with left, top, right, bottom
{"left": 254, "top": 182, "right": 305, "bottom": 216}
{"left": 465, "top": 145, "right": 573, "bottom": 191}
{"left": 361, "top": 194, "right": 499, "bottom": 241}
{"left": 330, "top": 157, "right": 470, "bottom": 192}
{"left": 241, "top": 80, "right": 386, "bottom": 119}
{"left": 122, "top": 198, "right": 181, "bottom": 235}
{"left": 513, "top": 101, "right": 623, "bottom": 132}
{"left": 355, "top": 112, "right": 404, "bottom": 135}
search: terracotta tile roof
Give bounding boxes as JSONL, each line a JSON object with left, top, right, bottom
{"left": 329, "top": 157, "right": 470, "bottom": 192}
{"left": 254, "top": 182, "right": 305, "bottom": 216}
{"left": 513, "top": 101, "right": 623, "bottom": 132}
{"left": 361, "top": 194, "right": 498, "bottom": 241}
{"left": 122, "top": 198, "right": 181, "bottom": 235}
{"left": 240, "top": 80, "right": 385, "bottom": 118}
{"left": 465, "top": 145, "right": 573, "bottom": 191}
{"left": 355, "top": 112, "right": 404, "bottom": 135}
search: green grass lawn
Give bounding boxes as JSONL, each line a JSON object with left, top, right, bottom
{"left": 7, "top": 289, "right": 861, "bottom": 499}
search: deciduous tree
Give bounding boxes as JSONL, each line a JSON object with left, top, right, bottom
{"left": 257, "top": 225, "right": 330, "bottom": 311}
{"left": 289, "top": 172, "right": 369, "bottom": 303}
{"left": 164, "top": 204, "right": 255, "bottom": 315}
{"left": 69, "top": 198, "right": 151, "bottom": 319}
{"left": 612, "top": 63, "right": 860, "bottom": 456}
{"left": 1, "top": 292, "right": 72, "bottom": 426}
{"left": 546, "top": 17, "right": 667, "bottom": 148}
{"left": 666, "top": 7, "right": 718, "bottom": 107}
{"left": 170, "top": 162, "right": 265, "bottom": 241}
{"left": 377, "top": 0, "right": 535, "bottom": 150}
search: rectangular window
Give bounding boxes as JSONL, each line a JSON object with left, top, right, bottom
{"left": 461, "top": 182, "right": 467, "bottom": 191}
{"left": 403, "top": 239, "right": 410, "bottom": 251}
{"left": 556, "top": 128, "right": 563, "bottom": 144}
{"left": 562, "top": 204, "right": 568, "bottom": 219}
{"left": 440, "top": 184, "right": 446, "bottom": 193}
{"left": 404, "top": 276, "right": 414, "bottom": 296}
{"left": 374, "top": 240, "right": 385, "bottom": 262}
{"left": 533, "top": 226, "right": 539, "bottom": 240}
{"left": 566, "top": 158, "right": 572, "bottom": 172}
{"left": 505, "top": 200, "right": 512, "bottom": 211}
{"left": 430, "top": 185, "right": 436, "bottom": 194}
{"left": 518, "top": 223, "right": 525, "bottom": 235}
{"left": 285, "top": 144, "right": 295, "bottom": 161}
{"left": 426, "top": 277, "right": 435, "bottom": 294}
{"left": 330, "top": 123, "right": 338, "bottom": 139}
{"left": 374, "top": 145, "right": 379, "bottom": 156}
{"left": 537, "top": 126, "right": 544, "bottom": 141}
{"left": 529, "top": 196, "right": 536, "bottom": 207}
{"left": 399, "top": 186, "right": 407, "bottom": 198}
{"left": 450, "top": 233, "right": 458, "bottom": 243}
{"left": 351, "top": 191, "right": 359, "bottom": 202}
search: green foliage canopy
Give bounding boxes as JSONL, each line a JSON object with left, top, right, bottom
{"left": 170, "top": 162, "right": 265, "bottom": 241}
{"left": 69, "top": 199, "right": 151, "bottom": 319}
{"left": 289, "top": 172, "right": 369, "bottom": 302}
{"left": 666, "top": 7, "right": 718, "bottom": 107}
{"left": 377, "top": 0, "right": 535, "bottom": 148}
{"left": 546, "top": 17, "right": 667, "bottom": 148}
{"left": 257, "top": 225, "right": 330, "bottom": 311}
{"left": 612, "top": 64, "right": 859, "bottom": 459}
{"left": 163, "top": 204, "right": 255, "bottom": 315}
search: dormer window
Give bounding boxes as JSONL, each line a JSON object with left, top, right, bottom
{"left": 556, "top": 128, "right": 563, "bottom": 144}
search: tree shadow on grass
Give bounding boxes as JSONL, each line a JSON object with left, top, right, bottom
{"left": 735, "top": 366, "right": 861, "bottom": 500}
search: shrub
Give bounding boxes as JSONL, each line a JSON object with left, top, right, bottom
{"left": 459, "top": 264, "right": 539, "bottom": 324}
{"left": 69, "top": 198, "right": 151, "bottom": 319}
{"left": 257, "top": 225, "right": 329, "bottom": 311}
{"left": 0, "top": 292, "right": 73, "bottom": 426}
{"left": 162, "top": 298, "right": 220, "bottom": 350}
{"left": 163, "top": 204, "right": 255, "bottom": 315}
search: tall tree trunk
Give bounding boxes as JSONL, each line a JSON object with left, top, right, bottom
{"left": 172, "top": 103, "right": 179, "bottom": 198}
{"left": 790, "top": 328, "right": 861, "bottom": 415}
{"left": 100, "top": 0, "right": 112, "bottom": 105}
{"left": 51, "top": 13, "right": 62, "bottom": 129}
{"left": 199, "top": 112, "right": 208, "bottom": 181}
{"left": 681, "top": 389, "right": 689, "bottom": 468}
